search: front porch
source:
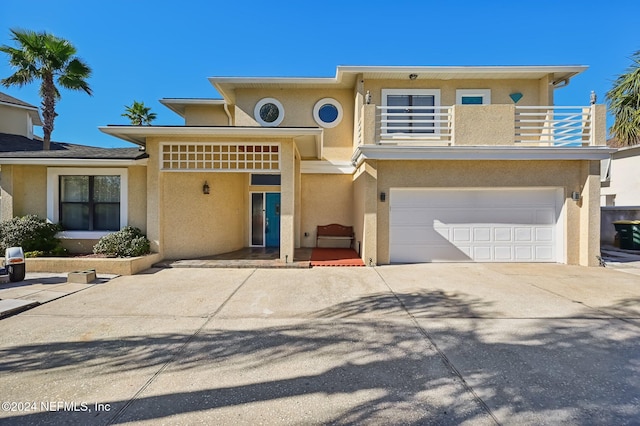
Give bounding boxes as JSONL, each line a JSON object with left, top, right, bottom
{"left": 153, "top": 247, "right": 365, "bottom": 268}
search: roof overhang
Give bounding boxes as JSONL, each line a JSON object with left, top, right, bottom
{"left": 210, "top": 65, "right": 588, "bottom": 102}
{"left": 159, "top": 98, "right": 226, "bottom": 117}
{"left": 99, "top": 126, "right": 324, "bottom": 159}
{"left": 352, "top": 145, "right": 614, "bottom": 166}
{"left": 0, "top": 157, "right": 147, "bottom": 166}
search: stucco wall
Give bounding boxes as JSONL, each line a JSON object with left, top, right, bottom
{"left": 184, "top": 105, "right": 229, "bottom": 126}
{"left": 233, "top": 88, "right": 354, "bottom": 162}
{"left": 128, "top": 166, "right": 147, "bottom": 232}
{"left": 0, "top": 105, "right": 31, "bottom": 137}
{"left": 10, "top": 165, "right": 47, "bottom": 217}
{"left": 300, "top": 174, "right": 353, "bottom": 248}
{"left": 161, "top": 171, "right": 245, "bottom": 259}
{"left": 453, "top": 104, "right": 515, "bottom": 145}
{"left": 363, "top": 78, "right": 542, "bottom": 106}
{"left": 375, "top": 160, "right": 596, "bottom": 266}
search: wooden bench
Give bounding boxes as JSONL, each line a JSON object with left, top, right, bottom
{"left": 316, "top": 224, "right": 354, "bottom": 249}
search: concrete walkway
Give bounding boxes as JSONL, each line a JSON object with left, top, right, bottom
{"left": 0, "top": 264, "right": 639, "bottom": 425}
{"left": 0, "top": 273, "right": 114, "bottom": 319}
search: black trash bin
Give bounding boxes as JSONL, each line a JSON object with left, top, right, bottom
{"left": 613, "top": 220, "right": 640, "bottom": 250}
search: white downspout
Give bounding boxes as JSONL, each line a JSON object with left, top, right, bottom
{"left": 223, "top": 103, "right": 232, "bottom": 125}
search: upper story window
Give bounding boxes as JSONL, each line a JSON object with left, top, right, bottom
{"left": 456, "top": 89, "right": 491, "bottom": 105}
{"left": 382, "top": 89, "right": 441, "bottom": 134}
{"left": 313, "top": 98, "right": 343, "bottom": 128}
{"left": 254, "top": 98, "right": 285, "bottom": 126}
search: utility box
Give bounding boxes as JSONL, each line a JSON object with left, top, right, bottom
{"left": 613, "top": 220, "right": 640, "bottom": 251}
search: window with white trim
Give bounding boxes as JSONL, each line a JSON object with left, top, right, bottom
{"left": 313, "top": 98, "right": 343, "bottom": 128}
{"left": 382, "top": 89, "right": 441, "bottom": 134}
{"left": 254, "top": 98, "right": 284, "bottom": 126}
{"left": 47, "top": 168, "right": 128, "bottom": 238}
{"left": 59, "top": 175, "right": 120, "bottom": 231}
{"left": 456, "top": 89, "right": 491, "bottom": 105}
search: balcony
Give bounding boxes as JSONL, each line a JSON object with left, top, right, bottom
{"left": 357, "top": 104, "right": 605, "bottom": 147}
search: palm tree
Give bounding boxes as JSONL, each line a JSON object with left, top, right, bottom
{"left": 607, "top": 50, "right": 640, "bottom": 147}
{"left": 122, "top": 100, "right": 157, "bottom": 126}
{"left": 0, "top": 29, "right": 92, "bottom": 150}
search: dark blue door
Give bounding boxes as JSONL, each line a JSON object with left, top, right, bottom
{"left": 265, "top": 193, "right": 280, "bottom": 247}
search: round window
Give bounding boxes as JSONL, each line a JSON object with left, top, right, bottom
{"left": 254, "top": 98, "right": 284, "bottom": 126}
{"left": 313, "top": 98, "right": 343, "bottom": 128}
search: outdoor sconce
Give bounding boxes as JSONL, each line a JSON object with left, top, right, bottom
{"left": 380, "top": 192, "right": 386, "bottom": 202}
{"left": 571, "top": 191, "right": 581, "bottom": 201}
{"left": 202, "top": 181, "right": 210, "bottom": 195}
{"left": 409, "top": 73, "right": 418, "bottom": 80}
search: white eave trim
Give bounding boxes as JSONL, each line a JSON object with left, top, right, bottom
{"left": 0, "top": 158, "right": 147, "bottom": 166}
{"left": 337, "top": 65, "right": 588, "bottom": 75}
{"left": 159, "top": 98, "right": 226, "bottom": 117}
{"left": 352, "top": 145, "right": 615, "bottom": 164}
{"left": 99, "top": 125, "right": 323, "bottom": 146}
{"left": 301, "top": 160, "right": 355, "bottom": 174}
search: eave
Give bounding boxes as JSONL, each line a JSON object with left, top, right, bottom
{"left": 159, "top": 98, "right": 226, "bottom": 117}
{"left": 0, "top": 158, "right": 147, "bottom": 166}
{"left": 352, "top": 145, "right": 615, "bottom": 166}
{"left": 99, "top": 125, "right": 324, "bottom": 159}
{"left": 209, "top": 65, "right": 587, "bottom": 103}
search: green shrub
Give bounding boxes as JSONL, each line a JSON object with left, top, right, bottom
{"left": 93, "top": 226, "right": 151, "bottom": 257}
{"left": 0, "top": 215, "right": 62, "bottom": 254}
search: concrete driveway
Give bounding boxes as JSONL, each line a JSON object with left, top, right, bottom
{"left": 0, "top": 264, "right": 638, "bottom": 425}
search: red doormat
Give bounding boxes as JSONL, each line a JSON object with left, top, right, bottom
{"left": 310, "top": 248, "right": 365, "bottom": 267}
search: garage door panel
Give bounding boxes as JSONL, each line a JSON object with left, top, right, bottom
{"left": 390, "top": 227, "right": 444, "bottom": 244}
{"left": 473, "top": 227, "right": 491, "bottom": 242}
{"left": 390, "top": 188, "right": 561, "bottom": 263}
{"left": 390, "top": 244, "right": 472, "bottom": 262}
{"left": 494, "top": 246, "right": 514, "bottom": 261}
{"left": 494, "top": 227, "right": 512, "bottom": 241}
{"left": 453, "top": 227, "right": 472, "bottom": 242}
{"left": 515, "top": 246, "right": 533, "bottom": 260}
{"left": 535, "top": 228, "right": 553, "bottom": 242}
{"left": 473, "top": 246, "right": 492, "bottom": 260}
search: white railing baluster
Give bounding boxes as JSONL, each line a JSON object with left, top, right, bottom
{"left": 515, "top": 106, "right": 592, "bottom": 146}
{"left": 377, "top": 105, "right": 453, "bottom": 145}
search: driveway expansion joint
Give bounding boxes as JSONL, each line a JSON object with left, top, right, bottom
{"left": 373, "top": 267, "right": 501, "bottom": 426}
{"left": 105, "top": 268, "right": 258, "bottom": 425}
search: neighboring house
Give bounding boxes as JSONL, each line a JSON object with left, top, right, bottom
{"left": 601, "top": 144, "right": 640, "bottom": 207}
{"left": 600, "top": 144, "right": 640, "bottom": 245}
{"left": 0, "top": 66, "right": 611, "bottom": 266}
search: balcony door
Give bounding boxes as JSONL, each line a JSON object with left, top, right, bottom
{"left": 382, "top": 89, "right": 441, "bottom": 135}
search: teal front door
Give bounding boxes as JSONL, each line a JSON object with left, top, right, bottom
{"left": 265, "top": 193, "right": 281, "bottom": 247}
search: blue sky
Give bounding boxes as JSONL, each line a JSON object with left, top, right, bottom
{"left": 1, "top": 0, "right": 638, "bottom": 148}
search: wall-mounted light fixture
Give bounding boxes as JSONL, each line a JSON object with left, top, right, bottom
{"left": 380, "top": 192, "right": 386, "bottom": 202}
{"left": 409, "top": 73, "right": 418, "bottom": 80}
{"left": 203, "top": 181, "right": 210, "bottom": 194}
{"left": 571, "top": 191, "right": 581, "bottom": 201}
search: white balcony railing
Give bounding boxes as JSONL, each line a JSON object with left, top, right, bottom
{"left": 514, "top": 106, "right": 592, "bottom": 146}
{"left": 377, "top": 105, "right": 452, "bottom": 144}
{"left": 366, "top": 104, "right": 595, "bottom": 146}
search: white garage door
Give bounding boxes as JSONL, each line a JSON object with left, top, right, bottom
{"left": 389, "top": 188, "right": 562, "bottom": 263}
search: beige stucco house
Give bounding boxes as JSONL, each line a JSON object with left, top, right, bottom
{"left": 1, "top": 66, "right": 612, "bottom": 266}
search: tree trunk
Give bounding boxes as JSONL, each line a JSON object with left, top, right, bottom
{"left": 41, "top": 73, "right": 57, "bottom": 151}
